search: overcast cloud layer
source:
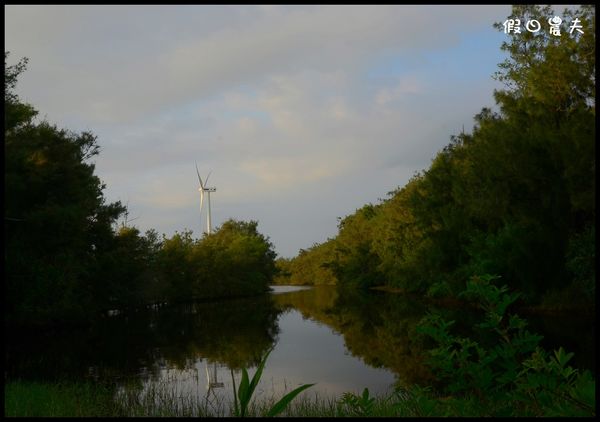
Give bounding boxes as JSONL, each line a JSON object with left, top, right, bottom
{"left": 5, "top": 5, "right": 512, "bottom": 257}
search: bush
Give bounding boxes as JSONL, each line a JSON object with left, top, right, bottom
{"left": 415, "top": 274, "right": 595, "bottom": 416}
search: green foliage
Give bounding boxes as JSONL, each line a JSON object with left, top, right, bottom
{"left": 91, "top": 226, "right": 163, "bottom": 309}
{"left": 273, "top": 240, "right": 338, "bottom": 286}
{"left": 565, "top": 223, "right": 595, "bottom": 300}
{"left": 190, "top": 219, "right": 277, "bottom": 299}
{"left": 516, "top": 348, "right": 596, "bottom": 416}
{"left": 370, "top": 176, "right": 432, "bottom": 292}
{"left": 338, "top": 388, "right": 376, "bottom": 417}
{"left": 330, "top": 204, "right": 384, "bottom": 289}
{"left": 5, "top": 52, "right": 127, "bottom": 325}
{"left": 232, "top": 347, "right": 315, "bottom": 417}
{"left": 143, "top": 219, "right": 278, "bottom": 305}
{"left": 5, "top": 52, "right": 38, "bottom": 131}
{"left": 415, "top": 275, "right": 595, "bottom": 416}
{"left": 216, "top": 220, "right": 276, "bottom": 286}
{"left": 425, "top": 281, "right": 453, "bottom": 299}
{"left": 155, "top": 229, "right": 197, "bottom": 302}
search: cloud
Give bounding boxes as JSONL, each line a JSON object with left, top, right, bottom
{"left": 6, "top": 5, "right": 508, "bottom": 126}
{"left": 240, "top": 156, "right": 350, "bottom": 191}
{"left": 375, "top": 75, "right": 423, "bottom": 106}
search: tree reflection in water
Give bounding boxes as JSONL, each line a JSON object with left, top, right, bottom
{"left": 6, "top": 294, "right": 281, "bottom": 384}
{"left": 6, "top": 285, "right": 594, "bottom": 408}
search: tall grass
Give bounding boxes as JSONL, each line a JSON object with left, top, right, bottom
{"left": 114, "top": 378, "right": 226, "bottom": 417}
{"left": 253, "top": 390, "right": 412, "bottom": 417}
{"left": 4, "top": 380, "right": 119, "bottom": 417}
{"left": 5, "top": 379, "right": 412, "bottom": 417}
{"left": 113, "top": 383, "right": 412, "bottom": 417}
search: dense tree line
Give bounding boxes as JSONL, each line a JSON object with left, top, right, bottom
{"left": 5, "top": 53, "right": 277, "bottom": 326}
{"left": 273, "top": 239, "right": 337, "bottom": 286}
{"left": 277, "top": 5, "right": 595, "bottom": 308}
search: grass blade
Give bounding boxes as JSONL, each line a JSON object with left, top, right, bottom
{"left": 247, "top": 348, "right": 272, "bottom": 402}
{"left": 231, "top": 369, "right": 239, "bottom": 417}
{"left": 265, "top": 383, "right": 316, "bottom": 417}
{"left": 238, "top": 368, "right": 250, "bottom": 416}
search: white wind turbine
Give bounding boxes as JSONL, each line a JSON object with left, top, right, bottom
{"left": 196, "top": 163, "right": 216, "bottom": 235}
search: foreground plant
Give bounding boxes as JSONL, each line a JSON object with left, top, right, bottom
{"left": 338, "top": 387, "right": 376, "bottom": 416}
{"left": 415, "top": 274, "right": 595, "bottom": 417}
{"left": 232, "top": 347, "right": 315, "bottom": 417}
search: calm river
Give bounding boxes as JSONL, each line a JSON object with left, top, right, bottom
{"left": 6, "top": 285, "right": 595, "bottom": 412}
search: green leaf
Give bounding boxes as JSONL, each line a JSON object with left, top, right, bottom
{"left": 265, "top": 383, "right": 316, "bottom": 417}
{"left": 247, "top": 348, "right": 272, "bottom": 403}
{"left": 234, "top": 347, "right": 276, "bottom": 417}
{"left": 231, "top": 369, "right": 239, "bottom": 417}
{"left": 238, "top": 367, "right": 250, "bottom": 416}
{"left": 553, "top": 347, "right": 574, "bottom": 368}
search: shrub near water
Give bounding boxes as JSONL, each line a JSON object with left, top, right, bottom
{"left": 415, "top": 274, "right": 596, "bottom": 417}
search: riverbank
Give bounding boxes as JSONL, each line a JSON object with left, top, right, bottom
{"left": 2, "top": 379, "right": 413, "bottom": 417}
{"left": 4, "top": 380, "right": 117, "bottom": 417}
{"left": 5, "top": 376, "right": 595, "bottom": 417}
{"left": 6, "top": 288, "right": 275, "bottom": 333}
{"left": 369, "top": 285, "right": 595, "bottom": 317}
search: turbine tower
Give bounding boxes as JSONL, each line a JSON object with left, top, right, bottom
{"left": 196, "top": 163, "right": 216, "bottom": 235}
{"left": 204, "top": 360, "right": 224, "bottom": 410}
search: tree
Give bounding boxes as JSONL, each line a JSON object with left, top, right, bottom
{"left": 5, "top": 53, "right": 37, "bottom": 132}
{"left": 331, "top": 204, "right": 383, "bottom": 289}
{"left": 5, "top": 52, "right": 126, "bottom": 325}
{"left": 191, "top": 219, "right": 277, "bottom": 298}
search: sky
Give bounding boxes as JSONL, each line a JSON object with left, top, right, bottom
{"left": 5, "top": 5, "right": 516, "bottom": 258}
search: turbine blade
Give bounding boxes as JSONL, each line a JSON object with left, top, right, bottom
{"left": 195, "top": 162, "right": 204, "bottom": 188}
{"left": 204, "top": 171, "right": 212, "bottom": 186}
{"left": 200, "top": 189, "right": 204, "bottom": 212}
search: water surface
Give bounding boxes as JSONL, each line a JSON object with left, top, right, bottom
{"left": 6, "top": 284, "right": 594, "bottom": 413}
